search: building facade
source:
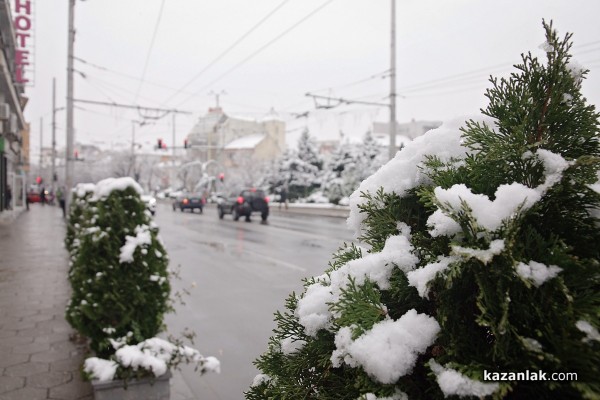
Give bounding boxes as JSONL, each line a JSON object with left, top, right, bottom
{"left": 0, "top": 0, "right": 28, "bottom": 212}
{"left": 186, "top": 107, "right": 286, "bottom": 170}
{"left": 372, "top": 119, "right": 442, "bottom": 148}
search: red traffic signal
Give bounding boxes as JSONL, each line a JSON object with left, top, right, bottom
{"left": 218, "top": 173, "right": 224, "bottom": 182}
{"left": 184, "top": 139, "right": 189, "bottom": 149}
{"left": 157, "top": 138, "right": 163, "bottom": 149}
{"left": 36, "top": 176, "right": 42, "bottom": 184}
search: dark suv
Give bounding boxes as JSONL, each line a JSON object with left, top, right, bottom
{"left": 217, "top": 188, "right": 269, "bottom": 222}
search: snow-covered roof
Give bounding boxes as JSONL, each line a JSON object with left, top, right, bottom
{"left": 224, "top": 134, "right": 266, "bottom": 150}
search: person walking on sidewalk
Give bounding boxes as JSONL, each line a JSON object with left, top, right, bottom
{"left": 40, "top": 186, "right": 46, "bottom": 205}
{"left": 57, "top": 186, "right": 66, "bottom": 217}
{"left": 5, "top": 184, "right": 11, "bottom": 210}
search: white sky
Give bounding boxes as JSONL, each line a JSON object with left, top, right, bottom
{"left": 20, "top": 0, "right": 600, "bottom": 162}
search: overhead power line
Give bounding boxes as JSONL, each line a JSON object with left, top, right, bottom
{"left": 308, "top": 69, "right": 390, "bottom": 95}
{"left": 133, "top": 0, "right": 167, "bottom": 104}
{"left": 174, "top": 0, "right": 335, "bottom": 109}
{"left": 75, "top": 56, "right": 205, "bottom": 100}
{"left": 161, "top": 0, "right": 292, "bottom": 106}
{"left": 72, "top": 98, "right": 192, "bottom": 118}
{"left": 305, "top": 93, "right": 389, "bottom": 109}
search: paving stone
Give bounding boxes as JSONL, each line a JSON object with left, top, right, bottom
{"left": 0, "top": 386, "right": 47, "bottom": 400}
{"left": 0, "top": 335, "right": 34, "bottom": 346}
{"left": 0, "top": 343, "right": 12, "bottom": 355}
{"left": 28, "top": 314, "right": 56, "bottom": 324}
{"left": 36, "top": 319, "right": 70, "bottom": 332}
{"left": 0, "top": 329, "right": 18, "bottom": 339}
{"left": 0, "top": 316, "right": 21, "bottom": 329}
{"left": 31, "top": 349, "right": 72, "bottom": 363}
{"left": 29, "top": 370, "right": 73, "bottom": 389}
{"left": 49, "top": 357, "right": 83, "bottom": 373}
{"left": 3, "top": 320, "right": 36, "bottom": 331}
{"left": 34, "top": 332, "right": 72, "bottom": 345}
{"left": 16, "top": 326, "right": 54, "bottom": 338}
{"left": 0, "top": 208, "right": 102, "bottom": 399}
{"left": 48, "top": 378, "right": 93, "bottom": 400}
{"left": 0, "top": 353, "right": 28, "bottom": 368}
{"left": 12, "top": 341, "right": 50, "bottom": 355}
{"left": 0, "top": 375, "right": 25, "bottom": 393}
{"left": 3, "top": 309, "right": 40, "bottom": 319}
{"left": 4, "top": 362, "right": 49, "bottom": 377}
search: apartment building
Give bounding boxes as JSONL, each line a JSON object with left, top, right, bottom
{"left": 0, "top": 0, "right": 28, "bottom": 212}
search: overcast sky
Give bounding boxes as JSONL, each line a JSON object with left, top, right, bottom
{"left": 20, "top": 0, "right": 600, "bottom": 161}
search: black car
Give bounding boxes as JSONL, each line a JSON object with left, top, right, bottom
{"left": 172, "top": 192, "right": 205, "bottom": 213}
{"left": 217, "top": 188, "right": 269, "bottom": 222}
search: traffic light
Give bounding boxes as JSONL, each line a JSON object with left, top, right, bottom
{"left": 74, "top": 150, "right": 79, "bottom": 160}
{"left": 184, "top": 139, "right": 189, "bottom": 149}
{"left": 36, "top": 176, "right": 42, "bottom": 184}
{"left": 218, "top": 173, "right": 224, "bottom": 182}
{"left": 157, "top": 138, "right": 163, "bottom": 149}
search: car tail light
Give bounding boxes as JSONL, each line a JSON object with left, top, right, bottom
{"left": 183, "top": 198, "right": 189, "bottom": 204}
{"left": 237, "top": 196, "right": 244, "bottom": 204}
{"left": 265, "top": 196, "right": 269, "bottom": 203}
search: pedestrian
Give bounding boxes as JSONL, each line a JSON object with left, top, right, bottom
{"left": 5, "top": 184, "right": 11, "bottom": 210}
{"left": 57, "top": 186, "right": 66, "bottom": 218}
{"left": 279, "top": 185, "right": 288, "bottom": 210}
{"left": 40, "top": 186, "right": 46, "bottom": 205}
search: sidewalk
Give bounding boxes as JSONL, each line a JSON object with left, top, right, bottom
{"left": 0, "top": 204, "right": 92, "bottom": 400}
{"left": 0, "top": 204, "right": 196, "bottom": 400}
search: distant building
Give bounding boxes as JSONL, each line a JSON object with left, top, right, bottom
{"left": 372, "top": 119, "right": 442, "bottom": 149}
{"left": 186, "top": 107, "right": 286, "bottom": 169}
{"left": 0, "top": 2, "right": 28, "bottom": 212}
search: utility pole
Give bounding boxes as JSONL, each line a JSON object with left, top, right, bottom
{"left": 52, "top": 78, "right": 56, "bottom": 188}
{"left": 130, "top": 121, "right": 136, "bottom": 177}
{"left": 39, "top": 117, "right": 42, "bottom": 178}
{"left": 65, "top": 0, "right": 76, "bottom": 210}
{"left": 209, "top": 90, "right": 226, "bottom": 109}
{"left": 389, "top": 0, "right": 397, "bottom": 161}
{"left": 171, "top": 113, "right": 176, "bottom": 189}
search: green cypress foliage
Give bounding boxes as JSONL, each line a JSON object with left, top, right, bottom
{"left": 66, "top": 178, "right": 171, "bottom": 359}
{"left": 65, "top": 184, "right": 95, "bottom": 256}
{"left": 247, "top": 21, "right": 600, "bottom": 399}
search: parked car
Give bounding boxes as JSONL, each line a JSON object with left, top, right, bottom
{"left": 172, "top": 192, "right": 205, "bottom": 213}
{"left": 26, "top": 186, "right": 54, "bottom": 204}
{"left": 141, "top": 194, "right": 157, "bottom": 215}
{"left": 217, "top": 188, "right": 269, "bottom": 222}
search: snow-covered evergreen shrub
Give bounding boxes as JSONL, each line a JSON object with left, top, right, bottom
{"left": 247, "top": 22, "right": 599, "bottom": 399}
{"left": 66, "top": 177, "right": 171, "bottom": 358}
{"left": 65, "top": 183, "right": 96, "bottom": 256}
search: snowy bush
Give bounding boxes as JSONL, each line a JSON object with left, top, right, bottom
{"left": 66, "top": 177, "right": 171, "bottom": 358}
{"left": 65, "top": 183, "right": 96, "bottom": 257}
{"left": 247, "top": 22, "right": 599, "bottom": 399}
{"left": 83, "top": 336, "right": 220, "bottom": 383}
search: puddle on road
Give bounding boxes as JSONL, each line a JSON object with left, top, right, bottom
{"left": 194, "top": 240, "right": 225, "bottom": 252}
{"left": 301, "top": 239, "right": 322, "bottom": 248}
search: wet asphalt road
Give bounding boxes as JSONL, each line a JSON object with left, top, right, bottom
{"left": 154, "top": 202, "right": 355, "bottom": 400}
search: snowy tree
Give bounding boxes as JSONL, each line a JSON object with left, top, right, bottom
{"left": 321, "top": 141, "right": 362, "bottom": 204}
{"left": 261, "top": 149, "right": 320, "bottom": 200}
{"left": 358, "top": 130, "right": 387, "bottom": 178}
{"left": 247, "top": 22, "right": 600, "bottom": 400}
{"left": 297, "top": 128, "right": 323, "bottom": 170}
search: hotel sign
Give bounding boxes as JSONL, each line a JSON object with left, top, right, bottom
{"left": 13, "top": 0, "right": 35, "bottom": 86}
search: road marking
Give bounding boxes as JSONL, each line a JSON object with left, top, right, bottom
{"left": 239, "top": 248, "right": 307, "bottom": 273}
